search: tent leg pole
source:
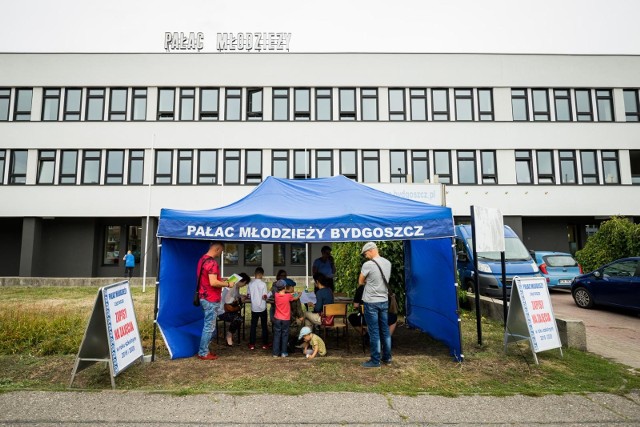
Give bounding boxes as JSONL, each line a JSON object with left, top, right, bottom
{"left": 451, "top": 237, "right": 464, "bottom": 362}
{"left": 470, "top": 206, "right": 483, "bottom": 346}
{"left": 151, "top": 238, "right": 162, "bottom": 362}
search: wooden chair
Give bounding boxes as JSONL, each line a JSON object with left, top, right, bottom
{"left": 321, "top": 303, "right": 349, "bottom": 351}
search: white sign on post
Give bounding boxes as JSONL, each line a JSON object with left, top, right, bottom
{"left": 472, "top": 205, "right": 505, "bottom": 252}
{"left": 504, "top": 277, "right": 563, "bottom": 364}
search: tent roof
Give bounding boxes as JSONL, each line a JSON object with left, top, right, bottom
{"left": 157, "top": 175, "right": 454, "bottom": 242}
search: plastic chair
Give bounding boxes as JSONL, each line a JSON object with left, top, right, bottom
{"left": 321, "top": 303, "right": 349, "bottom": 351}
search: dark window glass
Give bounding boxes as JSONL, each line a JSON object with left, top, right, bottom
{"left": 224, "top": 244, "right": 239, "bottom": 266}
{"left": 179, "top": 88, "right": 195, "bottom": 121}
{"left": 388, "top": 88, "right": 405, "bottom": 121}
{"left": 340, "top": 150, "right": 357, "bottom": 180}
{"left": 630, "top": 150, "right": 640, "bottom": 185}
{"left": 128, "top": 150, "right": 144, "bottom": 184}
{"left": 532, "top": 89, "right": 550, "bottom": 121}
{"left": 247, "top": 88, "right": 263, "bottom": 120}
{"left": 434, "top": 151, "right": 451, "bottom": 184}
{"left": 37, "top": 150, "right": 56, "bottom": 184}
{"left": 478, "top": 89, "right": 494, "bottom": 121}
{"left": 0, "top": 150, "right": 5, "bottom": 184}
{"left": 272, "top": 150, "right": 289, "bottom": 178}
{"left": 291, "top": 243, "right": 305, "bottom": 265}
{"left": 0, "top": 88, "right": 10, "bottom": 121}
{"left": 554, "top": 89, "right": 572, "bottom": 121}
{"left": 511, "top": 89, "right": 528, "bottom": 121}
{"left": 103, "top": 225, "right": 121, "bottom": 265}
{"left": 294, "top": 88, "right": 310, "bottom": 121}
{"left": 412, "top": 150, "right": 429, "bottom": 183}
{"left": 154, "top": 150, "right": 173, "bottom": 184}
{"left": 602, "top": 150, "right": 619, "bottom": 184}
{"left": 273, "top": 88, "right": 289, "bottom": 121}
{"left": 9, "top": 150, "right": 27, "bottom": 184}
{"left": 198, "top": 150, "right": 218, "bottom": 184}
{"left": 595, "top": 89, "right": 614, "bottom": 122}
{"left": 361, "top": 88, "right": 378, "bottom": 121}
{"left": 515, "top": 150, "right": 532, "bottom": 184}
{"left": 273, "top": 244, "right": 285, "bottom": 266}
{"left": 481, "top": 150, "right": 497, "bottom": 184}
{"left": 177, "top": 150, "right": 193, "bottom": 184}
{"left": 64, "top": 88, "right": 82, "bottom": 121}
{"left": 431, "top": 89, "right": 449, "bottom": 121}
{"left": 85, "top": 88, "right": 105, "bottom": 121}
{"left": 362, "top": 150, "right": 379, "bottom": 183}
{"left": 157, "top": 88, "right": 175, "bottom": 120}
{"left": 131, "top": 88, "right": 147, "bottom": 121}
{"left": 14, "top": 89, "right": 33, "bottom": 121}
{"left": 410, "top": 89, "right": 427, "bottom": 121}
{"left": 575, "top": 89, "right": 593, "bottom": 121}
{"left": 42, "top": 88, "right": 61, "bottom": 121}
{"left": 244, "top": 243, "right": 262, "bottom": 266}
{"left": 339, "top": 88, "right": 356, "bottom": 120}
{"left": 224, "top": 149, "right": 240, "bottom": 184}
{"left": 105, "top": 150, "right": 124, "bottom": 184}
{"left": 59, "top": 150, "right": 78, "bottom": 184}
{"left": 225, "top": 88, "right": 241, "bottom": 121}
{"left": 559, "top": 150, "right": 577, "bottom": 184}
{"left": 457, "top": 150, "right": 477, "bottom": 184}
{"left": 454, "top": 89, "right": 473, "bottom": 121}
{"left": 623, "top": 90, "right": 640, "bottom": 122}
{"left": 580, "top": 150, "right": 598, "bottom": 184}
{"left": 536, "top": 150, "right": 555, "bottom": 184}
{"left": 81, "top": 150, "right": 101, "bottom": 185}
{"left": 315, "top": 149, "right": 333, "bottom": 178}
{"left": 294, "top": 150, "right": 310, "bottom": 179}
{"left": 200, "top": 88, "right": 219, "bottom": 120}
{"left": 315, "top": 88, "right": 332, "bottom": 121}
{"left": 390, "top": 150, "right": 407, "bottom": 182}
{"left": 245, "top": 150, "right": 262, "bottom": 184}
{"left": 109, "top": 88, "right": 127, "bottom": 121}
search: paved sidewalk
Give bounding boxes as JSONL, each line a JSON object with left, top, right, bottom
{"left": 1, "top": 390, "right": 639, "bottom": 426}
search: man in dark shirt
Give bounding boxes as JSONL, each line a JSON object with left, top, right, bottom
{"left": 303, "top": 273, "right": 334, "bottom": 327}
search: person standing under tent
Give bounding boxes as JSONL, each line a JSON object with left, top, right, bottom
{"left": 359, "top": 242, "right": 392, "bottom": 368}
{"left": 196, "top": 241, "right": 233, "bottom": 361}
{"left": 122, "top": 250, "right": 135, "bottom": 279}
{"left": 312, "top": 245, "right": 336, "bottom": 291}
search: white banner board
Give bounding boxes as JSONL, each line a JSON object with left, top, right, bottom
{"left": 472, "top": 205, "right": 505, "bottom": 252}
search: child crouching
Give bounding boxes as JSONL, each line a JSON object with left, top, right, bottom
{"left": 298, "top": 326, "right": 326, "bottom": 359}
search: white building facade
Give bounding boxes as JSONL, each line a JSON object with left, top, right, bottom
{"left": 0, "top": 52, "right": 639, "bottom": 278}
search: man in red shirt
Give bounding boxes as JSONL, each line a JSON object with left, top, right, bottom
{"left": 196, "top": 241, "right": 233, "bottom": 360}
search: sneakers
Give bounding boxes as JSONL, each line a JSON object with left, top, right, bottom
{"left": 261, "top": 343, "right": 271, "bottom": 350}
{"left": 382, "top": 359, "right": 392, "bottom": 365}
{"left": 281, "top": 353, "right": 289, "bottom": 358}
{"left": 361, "top": 360, "right": 381, "bottom": 368}
{"left": 197, "top": 353, "right": 218, "bottom": 361}
{"left": 248, "top": 344, "right": 255, "bottom": 350}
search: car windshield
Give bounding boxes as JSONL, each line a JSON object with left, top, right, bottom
{"left": 543, "top": 255, "right": 577, "bottom": 267}
{"left": 466, "top": 237, "right": 532, "bottom": 261}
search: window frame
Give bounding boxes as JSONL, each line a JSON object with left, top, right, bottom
{"left": 433, "top": 150, "right": 452, "bottom": 184}
{"left": 360, "top": 88, "right": 378, "bottom": 121}
{"left": 157, "top": 88, "right": 176, "bottom": 121}
{"left": 105, "top": 149, "right": 125, "bottom": 185}
{"left": 224, "top": 149, "right": 241, "bottom": 184}
{"left": 64, "top": 88, "right": 82, "bottom": 121}
{"left": 411, "top": 150, "right": 429, "bottom": 183}
{"left": 179, "top": 88, "right": 195, "bottom": 121}
{"left": 339, "top": 88, "right": 357, "bottom": 121}
{"left": 81, "top": 149, "right": 102, "bottom": 185}
{"left": 0, "top": 88, "right": 10, "bottom": 121}
{"left": 559, "top": 150, "right": 578, "bottom": 185}
{"left": 457, "top": 150, "right": 477, "bottom": 184}
{"left": 0, "top": 149, "right": 5, "bottom": 184}
{"left": 246, "top": 88, "right": 263, "bottom": 121}
{"left": 154, "top": 149, "right": 173, "bottom": 185}
{"left": 595, "top": 89, "right": 614, "bottom": 122}
{"left": 480, "top": 150, "right": 498, "bottom": 184}
{"left": 623, "top": 89, "right": 640, "bottom": 122}
{"left": 42, "top": 88, "right": 61, "bottom": 121}
{"left": 362, "top": 149, "right": 380, "bottom": 183}
{"left": 340, "top": 149, "right": 358, "bottom": 180}
{"left": 293, "top": 149, "right": 311, "bottom": 179}
{"left": 315, "top": 149, "right": 333, "bottom": 178}
{"left": 245, "top": 149, "right": 263, "bottom": 184}
{"left": 315, "top": 88, "right": 332, "bottom": 121}
{"left": 580, "top": 150, "right": 599, "bottom": 185}
{"left": 293, "top": 87, "right": 311, "bottom": 121}
{"left": 515, "top": 150, "right": 533, "bottom": 184}
{"left": 410, "top": 88, "right": 428, "bottom": 121}
{"left": 388, "top": 88, "right": 406, "bottom": 121}
{"left": 602, "top": 150, "right": 620, "bottom": 184}
{"left": 177, "top": 149, "right": 193, "bottom": 185}
{"left": 128, "top": 149, "right": 145, "bottom": 185}
{"left": 199, "top": 88, "right": 219, "bottom": 120}
{"left": 13, "top": 88, "right": 33, "bottom": 121}
{"left": 272, "top": 150, "right": 289, "bottom": 179}
{"left": 531, "top": 89, "right": 550, "bottom": 121}
{"left": 431, "top": 88, "right": 450, "bottom": 121}
{"left": 36, "top": 150, "right": 56, "bottom": 184}
{"left": 390, "top": 150, "right": 407, "bottom": 182}
{"left": 9, "top": 150, "right": 28, "bottom": 184}
{"left": 197, "top": 149, "right": 218, "bottom": 184}
{"left": 131, "top": 88, "right": 147, "bottom": 121}
{"left": 58, "top": 150, "right": 78, "bottom": 185}
{"left": 108, "top": 88, "right": 128, "bottom": 121}
{"left": 454, "top": 88, "right": 474, "bottom": 121}
{"left": 272, "top": 88, "right": 290, "bottom": 121}
{"left": 85, "top": 88, "right": 105, "bottom": 121}
{"left": 511, "top": 88, "right": 529, "bottom": 121}
{"left": 575, "top": 89, "right": 593, "bottom": 121}
{"left": 554, "top": 89, "right": 573, "bottom": 121}
{"left": 225, "top": 88, "right": 242, "bottom": 121}
{"left": 536, "top": 150, "right": 555, "bottom": 184}
{"left": 477, "top": 88, "right": 494, "bottom": 121}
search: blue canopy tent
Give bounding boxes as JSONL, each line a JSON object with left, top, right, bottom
{"left": 155, "top": 175, "right": 462, "bottom": 360}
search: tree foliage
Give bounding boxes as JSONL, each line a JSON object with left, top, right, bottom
{"left": 575, "top": 216, "right": 640, "bottom": 273}
{"left": 333, "top": 241, "right": 405, "bottom": 313}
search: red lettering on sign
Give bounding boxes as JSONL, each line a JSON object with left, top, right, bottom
{"left": 532, "top": 312, "right": 551, "bottom": 324}
{"left": 531, "top": 300, "right": 544, "bottom": 310}
{"left": 114, "top": 321, "right": 135, "bottom": 340}
{"left": 115, "top": 308, "right": 127, "bottom": 323}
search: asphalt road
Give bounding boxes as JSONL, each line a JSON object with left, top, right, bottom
{"left": 550, "top": 289, "right": 640, "bottom": 370}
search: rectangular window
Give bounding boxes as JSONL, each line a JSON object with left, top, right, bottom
{"left": 64, "top": 88, "right": 82, "bottom": 121}
{"left": 199, "top": 88, "right": 219, "bottom": 120}
{"left": 179, "top": 88, "right": 195, "bottom": 121}
{"left": 37, "top": 150, "right": 56, "bottom": 184}
{"left": 198, "top": 150, "right": 218, "bottom": 184}
{"left": 291, "top": 243, "right": 306, "bottom": 265}
{"left": 478, "top": 89, "right": 494, "bottom": 121}
{"left": 273, "top": 244, "right": 285, "bottom": 266}
{"left": 0, "top": 88, "right": 10, "bottom": 121}
{"left": 59, "top": 150, "right": 78, "bottom": 184}
{"left": 42, "top": 88, "right": 61, "bottom": 121}
{"left": 623, "top": 90, "right": 640, "bottom": 122}
{"left": 340, "top": 150, "right": 357, "bottom": 180}
{"left": 388, "top": 88, "right": 405, "bottom": 121}
{"left": 9, "top": 150, "right": 27, "bottom": 184}
{"left": 293, "top": 88, "right": 310, "bottom": 120}
{"left": 315, "top": 88, "right": 332, "bottom": 121}
{"left": 457, "top": 150, "right": 477, "bottom": 184}
{"left": 105, "top": 150, "right": 124, "bottom": 185}
{"left": 154, "top": 150, "right": 173, "bottom": 184}
{"left": 0, "top": 150, "right": 5, "bottom": 184}
{"left": 109, "top": 88, "right": 127, "bottom": 121}
{"left": 225, "top": 88, "right": 241, "bottom": 120}
{"left": 127, "top": 225, "right": 142, "bottom": 264}
{"left": 177, "top": 150, "right": 193, "bottom": 184}
{"left": 157, "top": 88, "right": 175, "bottom": 121}
{"left": 224, "top": 244, "right": 239, "bottom": 266}
{"left": 273, "top": 88, "right": 289, "bottom": 121}
{"left": 434, "top": 151, "right": 451, "bottom": 184}
{"left": 315, "top": 149, "right": 333, "bottom": 178}
{"left": 85, "top": 88, "right": 105, "bottom": 121}
{"left": 131, "top": 88, "right": 147, "bottom": 121}
{"left": 410, "top": 89, "right": 428, "bottom": 121}
{"left": 361, "top": 88, "right": 378, "bottom": 121}
{"left": 244, "top": 243, "right": 262, "bottom": 266}
{"left": 630, "top": 150, "right": 640, "bottom": 185}
{"left": 554, "top": 89, "right": 572, "bottom": 121}
{"left": 575, "top": 89, "right": 593, "bottom": 121}
{"left": 224, "top": 149, "right": 241, "bottom": 184}
{"left": 246, "top": 88, "right": 263, "bottom": 120}
{"left": 411, "top": 150, "right": 429, "bottom": 183}
{"left": 602, "top": 150, "right": 620, "bottom": 184}
{"left": 294, "top": 150, "right": 310, "bottom": 179}
{"left": 595, "top": 89, "right": 614, "bottom": 122}
{"left": 515, "top": 150, "right": 532, "bottom": 184}
{"left": 580, "top": 150, "right": 599, "bottom": 184}
{"left": 431, "top": 89, "right": 449, "bottom": 121}
{"left": 536, "top": 150, "right": 555, "bottom": 184}
{"left": 559, "top": 150, "right": 577, "bottom": 184}
{"left": 532, "top": 89, "right": 550, "bottom": 121}
{"left": 14, "top": 88, "right": 32, "bottom": 121}
{"left": 81, "top": 150, "right": 101, "bottom": 185}
{"left": 454, "top": 89, "right": 473, "bottom": 121}
{"left": 390, "top": 150, "right": 407, "bottom": 182}
{"left": 362, "top": 150, "right": 379, "bottom": 182}
{"left": 272, "top": 150, "right": 289, "bottom": 178}
{"left": 103, "top": 226, "right": 121, "bottom": 265}
{"left": 339, "top": 88, "right": 356, "bottom": 120}
{"left": 128, "top": 150, "right": 144, "bottom": 184}
{"left": 511, "top": 89, "right": 529, "bottom": 121}
{"left": 245, "top": 149, "right": 262, "bottom": 184}
{"left": 480, "top": 150, "right": 497, "bottom": 184}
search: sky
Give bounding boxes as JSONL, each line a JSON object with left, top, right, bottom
{"left": 1, "top": 0, "right": 639, "bottom": 54}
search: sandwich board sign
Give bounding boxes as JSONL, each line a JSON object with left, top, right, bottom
{"left": 504, "top": 276, "right": 563, "bottom": 364}
{"left": 69, "top": 280, "right": 143, "bottom": 389}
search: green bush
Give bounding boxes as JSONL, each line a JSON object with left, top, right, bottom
{"left": 575, "top": 216, "right": 640, "bottom": 273}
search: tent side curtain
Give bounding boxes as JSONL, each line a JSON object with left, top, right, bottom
{"left": 157, "top": 175, "right": 454, "bottom": 242}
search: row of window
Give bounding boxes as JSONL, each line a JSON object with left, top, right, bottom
{"left": 2, "top": 148, "right": 639, "bottom": 186}
{"left": 2, "top": 87, "right": 640, "bottom": 122}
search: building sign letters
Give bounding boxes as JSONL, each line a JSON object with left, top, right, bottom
{"left": 165, "top": 32, "right": 204, "bottom": 52}
{"left": 164, "top": 32, "right": 292, "bottom": 52}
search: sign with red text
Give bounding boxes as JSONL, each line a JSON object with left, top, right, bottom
{"left": 504, "top": 277, "right": 562, "bottom": 363}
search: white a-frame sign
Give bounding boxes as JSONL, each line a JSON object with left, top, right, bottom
{"left": 69, "top": 281, "right": 143, "bottom": 389}
{"left": 504, "top": 276, "right": 563, "bottom": 364}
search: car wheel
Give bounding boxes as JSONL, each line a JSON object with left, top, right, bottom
{"left": 573, "top": 287, "right": 594, "bottom": 309}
